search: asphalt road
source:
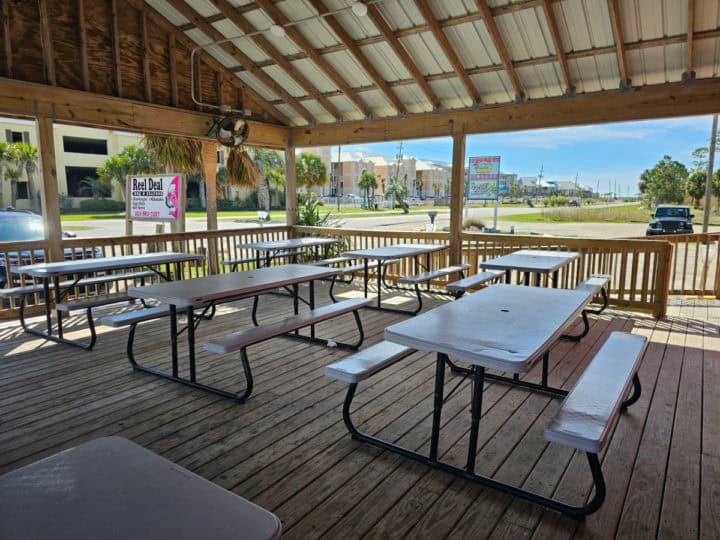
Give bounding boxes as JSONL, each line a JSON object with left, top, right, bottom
{"left": 63, "top": 203, "right": 720, "bottom": 239}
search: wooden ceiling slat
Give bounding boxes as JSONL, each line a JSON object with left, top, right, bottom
{"left": 541, "top": 0, "right": 574, "bottom": 95}
{"left": 126, "top": 0, "right": 289, "bottom": 125}
{"left": 38, "top": 0, "right": 56, "bottom": 86}
{"left": 110, "top": 0, "right": 123, "bottom": 97}
{"left": 686, "top": 0, "right": 695, "bottom": 80}
{"left": 78, "top": 0, "right": 89, "bottom": 91}
{"left": 164, "top": 0, "right": 313, "bottom": 124}
{"left": 141, "top": 11, "right": 152, "bottom": 102}
{"left": 254, "top": 0, "right": 371, "bottom": 118}
{"left": 474, "top": 0, "right": 524, "bottom": 102}
{"left": 608, "top": 0, "right": 631, "bottom": 89}
{"left": 308, "top": 0, "right": 405, "bottom": 115}
{"left": 207, "top": 0, "right": 342, "bottom": 121}
{"left": 1, "top": 0, "right": 11, "bottom": 78}
{"left": 168, "top": 33, "right": 178, "bottom": 107}
{"left": 366, "top": 3, "right": 440, "bottom": 110}
{"left": 415, "top": 0, "right": 481, "bottom": 106}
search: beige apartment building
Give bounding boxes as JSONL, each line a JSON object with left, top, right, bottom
{"left": 1, "top": 118, "right": 140, "bottom": 210}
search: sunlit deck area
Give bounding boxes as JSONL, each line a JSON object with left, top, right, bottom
{"left": 1, "top": 282, "right": 717, "bottom": 539}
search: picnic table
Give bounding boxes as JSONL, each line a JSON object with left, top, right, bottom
{"left": 125, "top": 264, "right": 356, "bottom": 400}
{"left": 341, "top": 243, "right": 451, "bottom": 315}
{"left": 480, "top": 248, "right": 579, "bottom": 286}
{"left": 0, "top": 437, "right": 281, "bottom": 540}
{"left": 11, "top": 252, "right": 202, "bottom": 349}
{"left": 235, "top": 237, "right": 338, "bottom": 268}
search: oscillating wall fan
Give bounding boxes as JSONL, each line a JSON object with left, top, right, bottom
{"left": 211, "top": 114, "right": 249, "bottom": 147}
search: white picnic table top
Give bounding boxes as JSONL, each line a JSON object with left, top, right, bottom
{"left": 15, "top": 252, "right": 202, "bottom": 277}
{"left": 238, "top": 237, "right": 338, "bottom": 251}
{"left": 480, "top": 249, "right": 579, "bottom": 274}
{"left": 343, "top": 243, "right": 447, "bottom": 261}
{"left": 385, "top": 284, "right": 592, "bottom": 372}
{"left": 0, "top": 436, "right": 281, "bottom": 540}
{"left": 128, "top": 264, "right": 340, "bottom": 308}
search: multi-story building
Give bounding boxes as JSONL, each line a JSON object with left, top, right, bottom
{"left": 330, "top": 159, "right": 376, "bottom": 197}
{"left": 1, "top": 118, "right": 140, "bottom": 209}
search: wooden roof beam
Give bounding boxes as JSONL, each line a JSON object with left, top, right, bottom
{"left": 685, "top": 0, "right": 696, "bottom": 80}
{"left": 78, "top": 0, "right": 90, "bottom": 91}
{"left": 110, "top": 0, "right": 122, "bottom": 97}
{"left": 1, "top": 0, "right": 11, "bottom": 78}
{"left": 126, "top": 0, "right": 289, "bottom": 125}
{"left": 608, "top": 0, "right": 631, "bottom": 89}
{"left": 366, "top": 3, "right": 441, "bottom": 111}
{"left": 474, "top": 0, "right": 524, "bottom": 102}
{"left": 308, "top": 0, "right": 405, "bottom": 115}
{"left": 541, "top": 0, "right": 574, "bottom": 96}
{"left": 254, "top": 0, "right": 371, "bottom": 118}
{"left": 165, "top": 0, "right": 314, "bottom": 125}
{"left": 416, "top": 0, "right": 481, "bottom": 107}
{"left": 38, "top": 0, "right": 56, "bottom": 86}
{"left": 207, "top": 0, "right": 342, "bottom": 121}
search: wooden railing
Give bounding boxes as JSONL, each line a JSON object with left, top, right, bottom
{"left": 0, "top": 225, "right": 704, "bottom": 320}
{"left": 297, "top": 226, "right": 675, "bottom": 317}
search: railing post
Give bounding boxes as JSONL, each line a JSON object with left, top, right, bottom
{"left": 36, "top": 117, "right": 64, "bottom": 262}
{"left": 654, "top": 241, "right": 673, "bottom": 319}
{"left": 201, "top": 140, "right": 219, "bottom": 274}
{"left": 449, "top": 122, "right": 466, "bottom": 266}
{"left": 285, "top": 143, "right": 297, "bottom": 239}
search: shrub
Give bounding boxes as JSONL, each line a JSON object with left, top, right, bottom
{"left": 78, "top": 199, "right": 125, "bottom": 212}
{"left": 546, "top": 195, "right": 570, "bottom": 207}
{"left": 463, "top": 218, "right": 485, "bottom": 231}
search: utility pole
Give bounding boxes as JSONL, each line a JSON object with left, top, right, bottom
{"left": 703, "top": 114, "right": 718, "bottom": 233}
{"left": 537, "top": 164, "right": 544, "bottom": 201}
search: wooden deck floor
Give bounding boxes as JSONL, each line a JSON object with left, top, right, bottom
{"left": 0, "top": 283, "right": 718, "bottom": 539}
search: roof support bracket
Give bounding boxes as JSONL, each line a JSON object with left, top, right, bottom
{"left": 682, "top": 71, "right": 697, "bottom": 82}
{"left": 619, "top": 79, "right": 633, "bottom": 91}
{"left": 564, "top": 86, "right": 577, "bottom": 98}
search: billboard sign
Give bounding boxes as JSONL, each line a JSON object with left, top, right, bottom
{"left": 467, "top": 156, "right": 501, "bottom": 201}
{"left": 128, "top": 174, "right": 182, "bottom": 222}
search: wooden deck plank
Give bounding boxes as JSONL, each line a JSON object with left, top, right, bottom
{"left": 0, "top": 287, "right": 718, "bottom": 539}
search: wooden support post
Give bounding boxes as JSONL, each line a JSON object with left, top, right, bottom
{"left": 1, "top": 0, "right": 12, "bottom": 78}
{"left": 36, "top": 117, "right": 63, "bottom": 262}
{"left": 285, "top": 145, "right": 297, "bottom": 238}
{"left": 449, "top": 123, "right": 466, "bottom": 266}
{"left": 38, "top": 0, "right": 56, "bottom": 86}
{"left": 202, "top": 140, "right": 219, "bottom": 274}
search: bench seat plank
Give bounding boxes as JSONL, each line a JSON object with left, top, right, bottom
{"left": 337, "top": 259, "right": 399, "bottom": 275}
{"left": 399, "top": 264, "right": 470, "bottom": 285}
{"left": 101, "top": 305, "right": 173, "bottom": 327}
{"left": 446, "top": 270, "right": 503, "bottom": 294}
{"left": 57, "top": 292, "right": 132, "bottom": 312}
{"left": 204, "top": 297, "right": 372, "bottom": 354}
{"left": 325, "top": 341, "right": 413, "bottom": 383}
{"left": 307, "top": 256, "right": 355, "bottom": 267}
{"left": 576, "top": 274, "right": 611, "bottom": 294}
{"left": 0, "top": 270, "right": 156, "bottom": 298}
{"left": 544, "top": 331, "right": 647, "bottom": 453}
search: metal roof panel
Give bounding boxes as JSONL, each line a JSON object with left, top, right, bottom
{"left": 289, "top": 58, "right": 338, "bottom": 92}
{"left": 145, "top": 0, "right": 189, "bottom": 26}
{"left": 470, "top": 71, "right": 514, "bottom": 104}
{"left": 393, "top": 84, "right": 434, "bottom": 112}
{"left": 262, "top": 65, "right": 308, "bottom": 98}
{"left": 516, "top": 63, "right": 564, "bottom": 98}
{"left": 184, "top": 0, "right": 220, "bottom": 18}
{"left": 322, "top": 50, "right": 374, "bottom": 87}
{"left": 360, "top": 42, "right": 412, "bottom": 81}
{"left": 236, "top": 71, "right": 281, "bottom": 101}
{"left": 399, "top": 33, "right": 450, "bottom": 75}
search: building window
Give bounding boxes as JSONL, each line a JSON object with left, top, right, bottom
{"left": 16, "top": 182, "right": 29, "bottom": 199}
{"left": 62, "top": 136, "right": 108, "bottom": 155}
{"left": 5, "top": 130, "right": 29, "bottom": 143}
{"left": 216, "top": 150, "right": 224, "bottom": 164}
{"left": 66, "top": 167, "right": 100, "bottom": 197}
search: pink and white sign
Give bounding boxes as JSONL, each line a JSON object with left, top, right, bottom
{"left": 129, "top": 175, "right": 182, "bottom": 222}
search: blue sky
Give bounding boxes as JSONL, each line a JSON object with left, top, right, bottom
{"left": 327, "top": 115, "right": 716, "bottom": 196}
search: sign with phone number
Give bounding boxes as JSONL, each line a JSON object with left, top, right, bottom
{"left": 128, "top": 175, "right": 181, "bottom": 222}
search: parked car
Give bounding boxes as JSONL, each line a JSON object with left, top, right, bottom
{"left": 0, "top": 208, "right": 95, "bottom": 289}
{"left": 646, "top": 205, "right": 694, "bottom": 236}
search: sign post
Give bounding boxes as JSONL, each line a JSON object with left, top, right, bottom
{"left": 467, "top": 156, "right": 501, "bottom": 231}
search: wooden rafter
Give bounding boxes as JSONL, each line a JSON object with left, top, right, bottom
{"left": 126, "top": 0, "right": 289, "bottom": 125}
{"left": 1, "top": 0, "right": 11, "bottom": 78}
{"left": 608, "top": 0, "right": 631, "bottom": 89}
{"left": 207, "top": 0, "right": 342, "bottom": 121}
{"left": 38, "top": 0, "right": 56, "bottom": 86}
{"left": 366, "top": 3, "right": 441, "bottom": 110}
{"left": 308, "top": 0, "right": 405, "bottom": 115}
{"left": 254, "top": 0, "right": 371, "bottom": 118}
{"left": 141, "top": 11, "right": 152, "bottom": 102}
{"left": 164, "top": 0, "right": 313, "bottom": 124}
{"left": 474, "top": 0, "right": 524, "bottom": 102}
{"left": 686, "top": 0, "right": 695, "bottom": 80}
{"left": 110, "top": 0, "right": 122, "bottom": 97}
{"left": 78, "top": 0, "right": 89, "bottom": 91}
{"left": 416, "top": 0, "right": 480, "bottom": 106}
{"left": 541, "top": 0, "right": 574, "bottom": 95}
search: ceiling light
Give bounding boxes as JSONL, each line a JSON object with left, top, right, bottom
{"left": 351, "top": 2, "right": 368, "bottom": 17}
{"left": 270, "top": 24, "right": 286, "bottom": 37}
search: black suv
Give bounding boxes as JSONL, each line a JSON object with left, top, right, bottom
{"left": 646, "top": 205, "right": 694, "bottom": 236}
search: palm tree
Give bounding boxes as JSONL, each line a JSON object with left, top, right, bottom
{"left": 5, "top": 167, "right": 22, "bottom": 207}
{"left": 142, "top": 136, "right": 201, "bottom": 174}
{"left": 0, "top": 141, "right": 11, "bottom": 206}
{"left": 12, "top": 143, "right": 38, "bottom": 209}
{"left": 358, "top": 170, "right": 378, "bottom": 208}
{"left": 97, "top": 145, "right": 159, "bottom": 198}
{"left": 79, "top": 176, "right": 111, "bottom": 199}
{"left": 295, "top": 153, "right": 327, "bottom": 190}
